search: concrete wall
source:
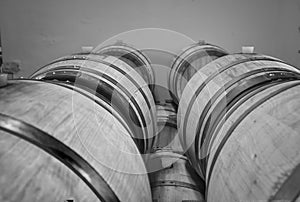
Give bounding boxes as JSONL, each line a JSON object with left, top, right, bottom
{"left": 0, "top": 0, "right": 299, "bottom": 79}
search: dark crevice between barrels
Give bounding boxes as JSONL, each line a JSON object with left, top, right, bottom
{"left": 152, "top": 103, "right": 179, "bottom": 152}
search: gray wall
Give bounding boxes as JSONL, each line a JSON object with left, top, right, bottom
{"left": 1, "top": 0, "right": 299, "bottom": 79}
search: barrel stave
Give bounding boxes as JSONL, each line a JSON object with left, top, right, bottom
{"left": 179, "top": 54, "right": 300, "bottom": 177}
{"left": 0, "top": 80, "right": 152, "bottom": 202}
{"left": 95, "top": 44, "right": 154, "bottom": 86}
{"left": 31, "top": 54, "right": 157, "bottom": 153}
{"left": 148, "top": 152, "right": 205, "bottom": 202}
{"left": 207, "top": 82, "right": 300, "bottom": 201}
{"left": 153, "top": 104, "right": 182, "bottom": 152}
{"left": 169, "top": 43, "right": 228, "bottom": 103}
{"left": 178, "top": 52, "right": 300, "bottom": 201}
{"left": 0, "top": 132, "right": 99, "bottom": 202}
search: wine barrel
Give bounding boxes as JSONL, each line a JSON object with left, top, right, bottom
{"left": 168, "top": 42, "right": 228, "bottom": 104}
{"left": 96, "top": 43, "right": 155, "bottom": 87}
{"left": 147, "top": 151, "right": 205, "bottom": 202}
{"left": 177, "top": 53, "right": 300, "bottom": 201}
{"left": 152, "top": 103, "right": 182, "bottom": 153}
{"left": 0, "top": 80, "right": 152, "bottom": 202}
{"left": 30, "top": 53, "right": 157, "bottom": 153}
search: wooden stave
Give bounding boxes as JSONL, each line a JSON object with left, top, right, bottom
{"left": 206, "top": 81, "right": 300, "bottom": 201}
{"left": 47, "top": 79, "right": 134, "bottom": 137}
{"left": 0, "top": 130, "right": 101, "bottom": 202}
{"left": 31, "top": 53, "right": 154, "bottom": 105}
{"left": 194, "top": 69, "right": 300, "bottom": 176}
{"left": 30, "top": 54, "right": 157, "bottom": 153}
{"left": 168, "top": 43, "right": 228, "bottom": 103}
{"left": 37, "top": 66, "right": 151, "bottom": 151}
{"left": 0, "top": 80, "right": 152, "bottom": 202}
{"left": 32, "top": 65, "right": 152, "bottom": 152}
{"left": 95, "top": 44, "right": 155, "bottom": 86}
{"left": 152, "top": 104, "right": 182, "bottom": 153}
{"left": 177, "top": 54, "right": 285, "bottom": 132}
{"left": 178, "top": 54, "right": 300, "bottom": 179}
{"left": 147, "top": 151, "right": 205, "bottom": 202}
{"left": 177, "top": 53, "right": 300, "bottom": 201}
{"left": 32, "top": 53, "right": 154, "bottom": 109}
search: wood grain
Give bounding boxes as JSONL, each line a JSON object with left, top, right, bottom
{"left": 207, "top": 82, "right": 300, "bottom": 201}
{"left": 178, "top": 54, "right": 300, "bottom": 178}
{"left": 95, "top": 44, "right": 155, "bottom": 86}
{"left": 147, "top": 151, "right": 205, "bottom": 202}
{"left": 177, "top": 53, "right": 300, "bottom": 201}
{"left": 152, "top": 104, "right": 182, "bottom": 153}
{"left": 0, "top": 80, "right": 152, "bottom": 202}
{"left": 31, "top": 54, "right": 157, "bottom": 153}
{"left": 169, "top": 43, "right": 228, "bottom": 103}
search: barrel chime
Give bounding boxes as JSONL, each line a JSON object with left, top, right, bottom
{"left": 0, "top": 40, "right": 300, "bottom": 202}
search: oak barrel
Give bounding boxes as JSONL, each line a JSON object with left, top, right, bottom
{"left": 0, "top": 80, "right": 152, "bottom": 202}
{"left": 168, "top": 42, "right": 228, "bottom": 103}
{"left": 146, "top": 151, "right": 205, "bottom": 202}
{"left": 152, "top": 103, "right": 182, "bottom": 153}
{"left": 30, "top": 53, "right": 157, "bottom": 153}
{"left": 96, "top": 43, "right": 155, "bottom": 87}
{"left": 177, "top": 53, "right": 300, "bottom": 201}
